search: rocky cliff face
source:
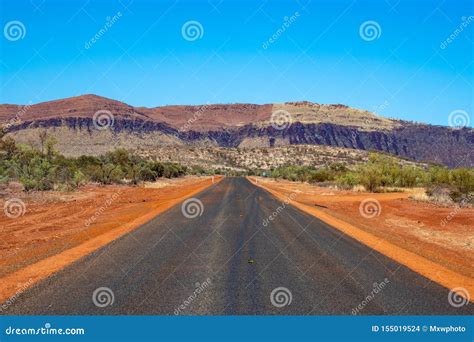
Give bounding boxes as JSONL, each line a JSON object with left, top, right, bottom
{"left": 2, "top": 95, "right": 473, "bottom": 167}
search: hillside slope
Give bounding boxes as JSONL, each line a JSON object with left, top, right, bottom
{"left": 1, "top": 95, "right": 472, "bottom": 167}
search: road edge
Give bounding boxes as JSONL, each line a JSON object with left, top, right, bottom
{"left": 248, "top": 177, "right": 474, "bottom": 303}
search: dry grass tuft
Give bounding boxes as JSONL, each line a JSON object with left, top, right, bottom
{"left": 351, "top": 185, "right": 366, "bottom": 192}
{"left": 410, "top": 191, "right": 454, "bottom": 206}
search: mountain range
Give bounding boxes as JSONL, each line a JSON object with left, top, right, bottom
{"left": 0, "top": 94, "right": 472, "bottom": 168}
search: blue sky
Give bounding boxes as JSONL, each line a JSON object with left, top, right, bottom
{"left": 0, "top": 0, "right": 472, "bottom": 126}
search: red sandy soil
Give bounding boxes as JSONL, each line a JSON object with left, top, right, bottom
{"left": 0, "top": 176, "right": 221, "bottom": 302}
{"left": 250, "top": 177, "right": 473, "bottom": 298}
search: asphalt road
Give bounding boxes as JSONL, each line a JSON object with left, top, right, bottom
{"left": 4, "top": 178, "right": 472, "bottom": 315}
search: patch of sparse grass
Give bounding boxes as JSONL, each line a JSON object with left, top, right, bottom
{"left": 410, "top": 191, "right": 454, "bottom": 206}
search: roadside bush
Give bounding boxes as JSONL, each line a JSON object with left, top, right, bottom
{"left": 272, "top": 152, "right": 474, "bottom": 196}
{"left": 269, "top": 165, "right": 337, "bottom": 183}
{"left": 336, "top": 172, "right": 359, "bottom": 188}
{"left": 398, "top": 166, "right": 420, "bottom": 188}
{"left": 450, "top": 168, "right": 474, "bottom": 194}
{"left": 308, "top": 168, "right": 332, "bottom": 183}
{"left": 0, "top": 133, "right": 193, "bottom": 191}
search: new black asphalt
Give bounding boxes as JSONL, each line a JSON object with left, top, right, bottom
{"left": 3, "top": 178, "right": 472, "bottom": 315}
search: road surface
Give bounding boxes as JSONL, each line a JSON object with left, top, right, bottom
{"left": 3, "top": 178, "right": 471, "bottom": 315}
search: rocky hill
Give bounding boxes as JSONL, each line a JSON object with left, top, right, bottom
{"left": 1, "top": 94, "right": 472, "bottom": 168}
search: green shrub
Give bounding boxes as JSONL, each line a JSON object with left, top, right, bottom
{"left": 450, "top": 168, "right": 474, "bottom": 194}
